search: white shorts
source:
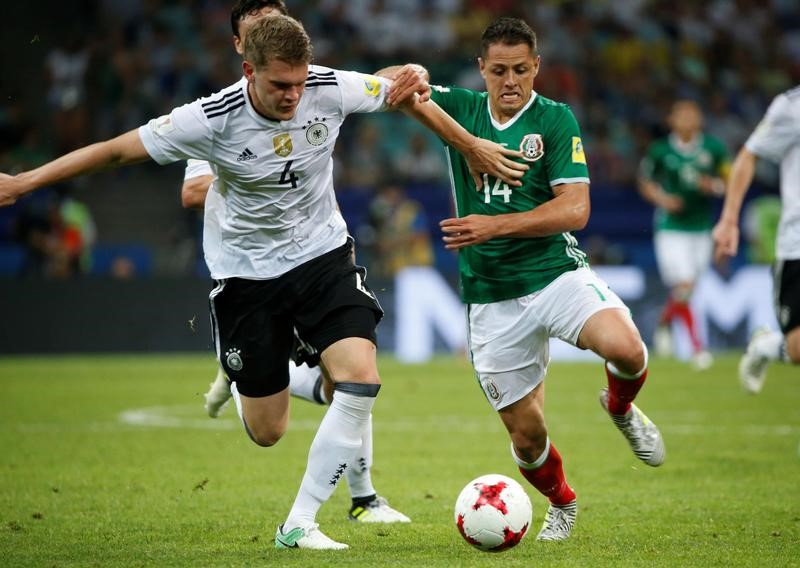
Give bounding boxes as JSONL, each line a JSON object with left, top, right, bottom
{"left": 468, "top": 267, "right": 628, "bottom": 411}
{"left": 654, "top": 230, "right": 712, "bottom": 287}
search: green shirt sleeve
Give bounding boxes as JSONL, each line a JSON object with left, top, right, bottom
{"left": 543, "top": 105, "right": 590, "bottom": 186}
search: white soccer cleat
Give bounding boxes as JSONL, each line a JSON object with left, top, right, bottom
{"left": 599, "top": 388, "right": 665, "bottom": 467}
{"left": 204, "top": 366, "right": 232, "bottom": 418}
{"left": 274, "top": 523, "right": 348, "bottom": 550}
{"left": 348, "top": 496, "right": 411, "bottom": 523}
{"left": 653, "top": 324, "right": 673, "bottom": 357}
{"left": 536, "top": 500, "right": 577, "bottom": 541}
{"left": 738, "top": 329, "right": 771, "bottom": 394}
{"left": 691, "top": 350, "right": 714, "bottom": 371}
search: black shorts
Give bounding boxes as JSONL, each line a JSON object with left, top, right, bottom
{"left": 774, "top": 259, "right": 800, "bottom": 334}
{"left": 209, "top": 239, "right": 383, "bottom": 397}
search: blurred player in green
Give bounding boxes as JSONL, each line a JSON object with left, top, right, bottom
{"left": 638, "top": 100, "right": 730, "bottom": 369}
{"left": 413, "top": 17, "right": 665, "bottom": 542}
{"left": 713, "top": 86, "right": 800, "bottom": 394}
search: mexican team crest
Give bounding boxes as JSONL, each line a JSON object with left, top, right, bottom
{"left": 273, "top": 133, "right": 293, "bottom": 157}
{"left": 520, "top": 134, "right": 544, "bottom": 162}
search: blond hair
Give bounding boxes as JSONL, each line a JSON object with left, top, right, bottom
{"left": 244, "top": 14, "right": 312, "bottom": 69}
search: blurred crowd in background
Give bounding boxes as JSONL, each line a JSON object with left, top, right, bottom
{"left": 1, "top": 0, "right": 798, "bottom": 279}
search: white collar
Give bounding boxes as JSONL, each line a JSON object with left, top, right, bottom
{"left": 488, "top": 91, "right": 538, "bottom": 131}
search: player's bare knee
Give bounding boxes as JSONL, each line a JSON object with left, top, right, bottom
{"left": 511, "top": 431, "right": 548, "bottom": 463}
{"left": 248, "top": 424, "right": 287, "bottom": 447}
{"left": 786, "top": 329, "right": 800, "bottom": 363}
{"left": 607, "top": 337, "right": 646, "bottom": 375}
{"left": 508, "top": 420, "right": 548, "bottom": 461}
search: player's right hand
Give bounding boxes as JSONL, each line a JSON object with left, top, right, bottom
{"left": 660, "top": 193, "right": 684, "bottom": 213}
{"left": 466, "top": 139, "right": 528, "bottom": 189}
{"left": 0, "top": 173, "right": 24, "bottom": 207}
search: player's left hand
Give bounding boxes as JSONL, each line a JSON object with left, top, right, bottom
{"left": 711, "top": 219, "right": 739, "bottom": 265}
{"left": 386, "top": 64, "right": 431, "bottom": 106}
{"left": 465, "top": 139, "right": 528, "bottom": 189}
{"left": 440, "top": 214, "right": 496, "bottom": 249}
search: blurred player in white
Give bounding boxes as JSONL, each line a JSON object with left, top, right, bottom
{"left": 713, "top": 86, "right": 800, "bottom": 393}
{"left": 638, "top": 100, "right": 729, "bottom": 369}
{"left": 183, "top": 0, "right": 409, "bottom": 526}
{"left": 0, "top": 15, "right": 526, "bottom": 550}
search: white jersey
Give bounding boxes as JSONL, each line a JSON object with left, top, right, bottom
{"left": 141, "top": 66, "right": 390, "bottom": 279}
{"left": 183, "top": 158, "right": 222, "bottom": 271}
{"left": 745, "top": 86, "right": 800, "bottom": 260}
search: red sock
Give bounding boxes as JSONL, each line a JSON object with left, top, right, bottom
{"left": 517, "top": 443, "right": 576, "bottom": 506}
{"left": 672, "top": 301, "right": 702, "bottom": 353}
{"left": 660, "top": 297, "right": 677, "bottom": 324}
{"left": 605, "top": 365, "right": 647, "bottom": 415}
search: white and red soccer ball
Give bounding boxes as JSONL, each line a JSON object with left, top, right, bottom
{"left": 454, "top": 474, "right": 532, "bottom": 552}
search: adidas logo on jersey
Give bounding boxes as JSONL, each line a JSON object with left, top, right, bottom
{"left": 236, "top": 147, "right": 257, "bottom": 162}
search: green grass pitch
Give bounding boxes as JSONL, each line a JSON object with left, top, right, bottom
{"left": 0, "top": 354, "right": 798, "bottom": 567}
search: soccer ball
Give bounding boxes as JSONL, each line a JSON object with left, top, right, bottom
{"left": 454, "top": 474, "right": 532, "bottom": 552}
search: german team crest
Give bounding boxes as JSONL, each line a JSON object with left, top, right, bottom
{"left": 273, "top": 133, "right": 293, "bottom": 157}
{"left": 520, "top": 133, "right": 544, "bottom": 162}
{"left": 303, "top": 118, "right": 329, "bottom": 146}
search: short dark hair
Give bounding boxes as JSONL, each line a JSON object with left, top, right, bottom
{"left": 481, "top": 17, "right": 537, "bottom": 57}
{"left": 230, "top": 0, "right": 288, "bottom": 37}
{"left": 244, "top": 14, "right": 312, "bottom": 69}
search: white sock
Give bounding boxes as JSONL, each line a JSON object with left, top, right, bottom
{"left": 288, "top": 361, "right": 326, "bottom": 404}
{"left": 753, "top": 331, "right": 785, "bottom": 361}
{"left": 229, "top": 382, "right": 257, "bottom": 440}
{"left": 284, "top": 387, "right": 378, "bottom": 530}
{"left": 346, "top": 413, "right": 376, "bottom": 499}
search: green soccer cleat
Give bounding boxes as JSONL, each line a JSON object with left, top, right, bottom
{"left": 274, "top": 523, "right": 348, "bottom": 550}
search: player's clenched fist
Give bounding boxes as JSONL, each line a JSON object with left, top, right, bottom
{"left": 0, "top": 173, "right": 26, "bottom": 207}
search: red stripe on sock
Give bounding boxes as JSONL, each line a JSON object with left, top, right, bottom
{"left": 518, "top": 444, "right": 576, "bottom": 506}
{"left": 660, "top": 297, "right": 677, "bottom": 324}
{"left": 672, "top": 302, "right": 702, "bottom": 352}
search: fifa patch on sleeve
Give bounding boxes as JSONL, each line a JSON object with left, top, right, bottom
{"left": 151, "top": 115, "right": 175, "bottom": 136}
{"left": 572, "top": 137, "right": 586, "bottom": 164}
{"left": 362, "top": 75, "right": 382, "bottom": 97}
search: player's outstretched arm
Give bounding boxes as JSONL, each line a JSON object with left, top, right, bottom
{"left": 399, "top": 96, "right": 528, "bottom": 188}
{"left": 712, "top": 147, "right": 758, "bottom": 264}
{"left": 378, "top": 64, "right": 527, "bottom": 189}
{"left": 182, "top": 175, "right": 214, "bottom": 209}
{"left": 637, "top": 176, "right": 684, "bottom": 213}
{"left": 440, "top": 182, "right": 589, "bottom": 249}
{"left": 0, "top": 129, "right": 150, "bottom": 207}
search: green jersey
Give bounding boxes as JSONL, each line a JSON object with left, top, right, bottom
{"left": 430, "top": 87, "right": 590, "bottom": 304}
{"left": 640, "top": 134, "right": 730, "bottom": 232}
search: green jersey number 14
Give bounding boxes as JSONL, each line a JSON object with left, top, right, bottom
{"left": 482, "top": 174, "right": 513, "bottom": 203}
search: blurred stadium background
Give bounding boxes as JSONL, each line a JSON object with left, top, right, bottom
{"left": 0, "top": 0, "right": 797, "bottom": 357}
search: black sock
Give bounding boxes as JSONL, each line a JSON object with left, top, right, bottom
{"left": 351, "top": 493, "right": 377, "bottom": 508}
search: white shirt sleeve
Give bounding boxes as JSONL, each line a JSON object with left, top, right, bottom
{"left": 138, "top": 101, "right": 214, "bottom": 165}
{"left": 745, "top": 93, "right": 800, "bottom": 163}
{"left": 335, "top": 69, "right": 391, "bottom": 116}
{"left": 184, "top": 159, "right": 214, "bottom": 180}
